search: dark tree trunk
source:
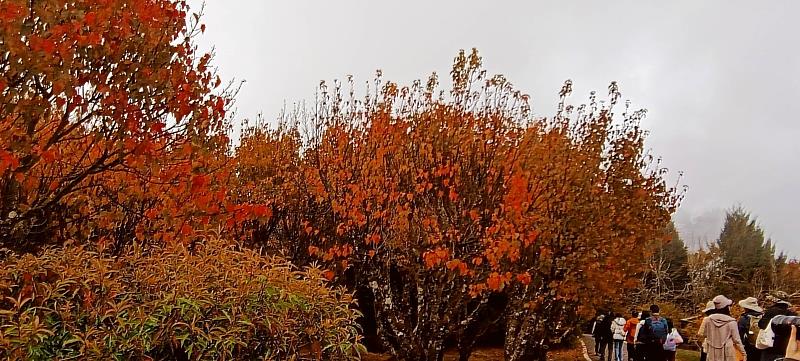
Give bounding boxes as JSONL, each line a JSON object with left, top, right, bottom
{"left": 457, "top": 292, "right": 506, "bottom": 361}
{"left": 365, "top": 260, "right": 491, "bottom": 361}
{"left": 503, "top": 289, "right": 552, "bottom": 361}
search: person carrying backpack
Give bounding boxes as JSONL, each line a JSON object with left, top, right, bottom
{"left": 702, "top": 295, "right": 746, "bottom": 361}
{"left": 757, "top": 292, "right": 797, "bottom": 361}
{"left": 737, "top": 297, "right": 764, "bottom": 361}
{"left": 611, "top": 313, "right": 628, "bottom": 361}
{"left": 637, "top": 304, "right": 671, "bottom": 361}
{"left": 635, "top": 310, "right": 651, "bottom": 361}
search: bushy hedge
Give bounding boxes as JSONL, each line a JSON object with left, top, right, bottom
{"left": 0, "top": 238, "right": 364, "bottom": 360}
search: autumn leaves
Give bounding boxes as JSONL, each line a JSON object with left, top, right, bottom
{"left": 0, "top": 0, "right": 231, "bottom": 252}
{"left": 0, "top": 1, "right": 681, "bottom": 359}
{"left": 233, "top": 50, "right": 681, "bottom": 359}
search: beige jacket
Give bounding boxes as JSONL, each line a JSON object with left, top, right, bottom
{"left": 697, "top": 314, "right": 746, "bottom": 361}
{"left": 697, "top": 317, "right": 709, "bottom": 353}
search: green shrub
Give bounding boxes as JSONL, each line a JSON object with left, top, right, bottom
{"left": 0, "top": 238, "right": 364, "bottom": 360}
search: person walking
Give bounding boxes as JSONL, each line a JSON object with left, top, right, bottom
{"left": 737, "top": 297, "right": 764, "bottom": 361}
{"left": 758, "top": 292, "right": 797, "bottom": 361}
{"left": 611, "top": 313, "right": 627, "bottom": 361}
{"left": 594, "top": 313, "right": 607, "bottom": 356}
{"left": 663, "top": 326, "right": 683, "bottom": 361}
{"left": 635, "top": 310, "right": 651, "bottom": 361}
{"left": 600, "top": 311, "right": 615, "bottom": 361}
{"left": 624, "top": 311, "right": 641, "bottom": 361}
{"left": 637, "top": 305, "right": 670, "bottom": 361}
{"left": 701, "top": 295, "right": 746, "bottom": 361}
{"left": 698, "top": 301, "right": 717, "bottom": 361}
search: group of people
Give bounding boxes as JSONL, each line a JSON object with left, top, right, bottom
{"left": 591, "top": 292, "right": 798, "bottom": 361}
{"left": 696, "top": 293, "right": 796, "bottom": 361}
{"left": 592, "top": 304, "right": 681, "bottom": 361}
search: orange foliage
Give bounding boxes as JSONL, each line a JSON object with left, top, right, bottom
{"left": 0, "top": 0, "right": 242, "bottom": 252}
{"left": 236, "top": 50, "right": 681, "bottom": 360}
{"left": 0, "top": 2, "right": 683, "bottom": 358}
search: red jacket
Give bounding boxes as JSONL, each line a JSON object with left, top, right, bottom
{"left": 623, "top": 317, "right": 640, "bottom": 344}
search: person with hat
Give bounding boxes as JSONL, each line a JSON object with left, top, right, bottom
{"left": 700, "top": 295, "right": 746, "bottom": 361}
{"left": 758, "top": 292, "right": 797, "bottom": 361}
{"left": 698, "top": 300, "right": 718, "bottom": 361}
{"left": 737, "top": 297, "right": 764, "bottom": 361}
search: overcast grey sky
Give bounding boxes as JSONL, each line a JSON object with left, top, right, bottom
{"left": 191, "top": 0, "right": 800, "bottom": 256}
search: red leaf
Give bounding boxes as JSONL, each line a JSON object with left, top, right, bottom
{"left": 253, "top": 205, "right": 271, "bottom": 218}
{"left": 41, "top": 149, "right": 56, "bottom": 163}
{"left": 85, "top": 11, "right": 97, "bottom": 24}
{"left": 191, "top": 175, "right": 208, "bottom": 192}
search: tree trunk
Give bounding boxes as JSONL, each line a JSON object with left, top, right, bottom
{"left": 504, "top": 300, "right": 550, "bottom": 361}
{"left": 366, "top": 266, "right": 453, "bottom": 361}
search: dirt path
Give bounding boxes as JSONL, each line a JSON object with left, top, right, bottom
{"left": 362, "top": 348, "right": 503, "bottom": 361}
{"left": 362, "top": 345, "right": 588, "bottom": 361}
{"left": 582, "top": 334, "right": 629, "bottom": 361}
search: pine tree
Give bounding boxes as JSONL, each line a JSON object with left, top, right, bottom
{"left": 717, "top": 207, "right": 775, "bottom": 298}
{"left": 660, "top": 222, "right": 690, "bottom": 287}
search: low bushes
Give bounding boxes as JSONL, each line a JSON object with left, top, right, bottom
{"left": 0, "top": 237, "right": 363, "bottom": 360}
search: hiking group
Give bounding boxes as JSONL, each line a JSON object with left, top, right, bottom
{"left": 696, "top": 293, "right": 796, "bottom": 361}
{"left": 591, "top": 292, "right": 799, "bottom": 361}
{"left": 592, "top": 304, "right": 680, "bottom": 361}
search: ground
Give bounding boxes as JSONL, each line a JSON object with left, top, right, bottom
{"left": 362, "top": 348, "right": 505, "bottom": 361}
{"left": 360, "top": 335, "right": 702, "bottom": 361}
{"left": 582, "top": 335, "right": 700, "bottom": 361}
{"left": 362, "top": 344, "right": 584, "bottom": 361}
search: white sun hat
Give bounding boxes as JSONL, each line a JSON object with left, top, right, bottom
{"left": 738, "top": 297, "right": 764, "bottom": 313}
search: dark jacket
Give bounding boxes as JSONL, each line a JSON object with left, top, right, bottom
{"left": 592, "top": 316, "right": 605, "bottom": 338}
{"left": 758, "top": 304, "right": 797, "bottom": 358}
{"left": 738, "top": 310, "right": 762, "bottom": 347}
{"left": 598, "top": 315, "right": 614, "bottom": 340}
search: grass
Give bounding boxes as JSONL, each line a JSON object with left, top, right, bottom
{"left": 676, "top": 349, "right": 701, "bottom": 361}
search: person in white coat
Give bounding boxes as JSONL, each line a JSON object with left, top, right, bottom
{"left": 611, "top": 313, "right": 628, "bottom": 361}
